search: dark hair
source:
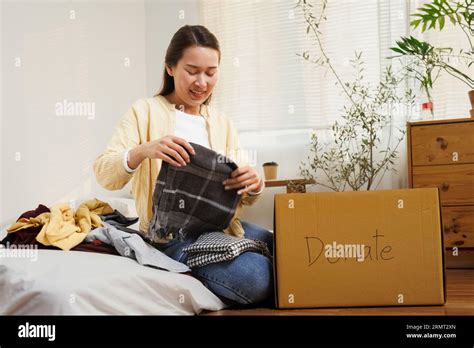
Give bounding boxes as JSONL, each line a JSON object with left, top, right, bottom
{"left": 157, "top": 25, "right": 221, "bottom": 105}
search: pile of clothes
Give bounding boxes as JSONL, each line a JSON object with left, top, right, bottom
{"left": 4, "top": 199, "right": 116, "bottom": 251}
{"left": 1, "top": 198, "right": 189, "bottom": 273}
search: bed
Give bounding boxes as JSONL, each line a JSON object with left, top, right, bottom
{"left": 0, "top": 197, "right": 226, "bottom": 315}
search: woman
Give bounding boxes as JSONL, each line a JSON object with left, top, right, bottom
{"left": 93, "top": 25, "right": 273, "bottom": 307}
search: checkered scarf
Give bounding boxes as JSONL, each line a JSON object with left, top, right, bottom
{"left": 183, "top": 232, "right": 271, "bottom": 268}
{"left": 147, "top": 142, "right": 241, "bottom": 242}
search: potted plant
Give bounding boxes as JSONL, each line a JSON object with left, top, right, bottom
{"left": 390, "top": 0, "right": 474, "bottom": 117}
{"left": 296, "top": 0, "right": 416, "bottom": 191}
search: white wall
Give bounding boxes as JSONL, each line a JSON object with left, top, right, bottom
{"left": 0, "top": 0, "right": 206, "bottom": 225}
{"left": 1, "top": 1, "right": 147, "bottom": 222}
{"left": 144, "top": 0, "right": 201, "bottom": 96}
{"left": 238, "top": 129, "right": 315, "bottom": 230}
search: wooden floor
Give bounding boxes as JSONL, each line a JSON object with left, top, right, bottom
{"left": 203, "top": 269, "right": 474, "bottom": 316}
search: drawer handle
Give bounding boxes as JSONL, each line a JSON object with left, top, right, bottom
{"left": 436, "top": 137, "right": 448, "bottom": 150}
{"left": 441, "top": 182, "right": 450, "bottom": 191}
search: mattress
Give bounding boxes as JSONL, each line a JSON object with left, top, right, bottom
{"left": 0, "top": 249, "right": 226, "bottom": 315}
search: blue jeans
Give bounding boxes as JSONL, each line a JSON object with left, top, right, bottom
{"left": 157, "top": 220, "right": 274, "bottom": 307}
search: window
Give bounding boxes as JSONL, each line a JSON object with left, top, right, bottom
{"left": 200, "top": 0, "right": 471, "bottom": 131}
{"left": 200, "top": 0, "right": 409, "bottom": 131}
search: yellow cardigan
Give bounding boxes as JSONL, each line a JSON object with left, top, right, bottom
{"left": 93, "top": 95, "right": 261, "bottom": 240}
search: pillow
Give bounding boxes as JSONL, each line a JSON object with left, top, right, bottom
{"left": 93, "top": 197, "right": 139, "bottom": 230}
{"left": 97, "top": 197, "right": 138, "bottom": 218}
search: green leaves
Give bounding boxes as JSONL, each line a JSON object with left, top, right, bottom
{"left": 411, "top": 0, "right": 451, "bottom": 32}
{"left": 390, "top": 36, "right": 435, "bottom": 58}
{"left": 439, "top": 15, "right": 446, "bottom": 29}
{"left": 391, "top": 0, "right": 473, "bottom": 92}
{"left": 410, "top": 0, "right": 473, "bottom": 33}
{"left": 299, "top": 51, "right": 413, "bottom": 192}
{"left": 297, "top": 0, "right": 473, "bottom": 192}
{"left": 410, "top": 19, "right": 422, "bottom": 28}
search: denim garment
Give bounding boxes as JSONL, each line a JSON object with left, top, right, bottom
{"left": 157, "top": 220, "right": 274, "bottom": 306}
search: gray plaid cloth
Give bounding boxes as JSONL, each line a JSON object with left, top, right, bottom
{"left": 182, "top": 232, "right": 272, "bottom": 268}
{"left": 147, "top": 142, "right": 240, "bottom": 242}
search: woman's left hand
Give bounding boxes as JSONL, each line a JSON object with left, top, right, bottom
{"left": 223, "top": 165, "right": 264, "bottom": 195}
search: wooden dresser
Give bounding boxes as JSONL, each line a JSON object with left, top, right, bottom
{"left": 407, "top": 118, "right": 474, "bottom": 268}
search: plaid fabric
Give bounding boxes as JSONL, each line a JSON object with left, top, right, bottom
{"left": 182, "top": 232, "right": 272, "bottom": 268}
{"left": 147, "top": 142, "right": 240, "bottom": 242}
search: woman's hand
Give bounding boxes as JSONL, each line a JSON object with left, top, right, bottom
{"left": 130, "top": 135, "right": 195, "bottom": 169}
{"left": 223, "top": 165, "right": 264, "bottom": 195}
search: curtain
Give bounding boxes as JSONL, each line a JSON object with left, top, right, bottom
{"left": 199, "top": 0, "right": 411, "bottom": 131}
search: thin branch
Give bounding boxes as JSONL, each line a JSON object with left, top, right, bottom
{"left": 301, "top": 4, "right": 358, "bottom": 106}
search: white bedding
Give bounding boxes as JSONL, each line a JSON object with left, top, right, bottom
{"left": 0, "top": 196, "right": 226, "bottom": 315}
{"left": 0, "top": 249, "right": 226, "bottom": 315}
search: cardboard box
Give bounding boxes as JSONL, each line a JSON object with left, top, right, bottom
{"left": 273, "top": 188, "right": 446, "bottom": 308}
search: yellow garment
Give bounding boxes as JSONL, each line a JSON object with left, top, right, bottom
{"left": 93, "top": 96, "right": 262, "bottom": 240}
{"left": 74, "top": 198, "right": 113, "bottom": 235}
{"left": 7, "top": 199, "right": 114, "bottom": 251}
{"left": 7, "top": 214, "right": 49, "bottom": 233}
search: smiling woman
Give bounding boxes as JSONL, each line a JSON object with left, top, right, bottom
{"left": 157, "top": 25, "right": 220, "bottom": 113}
{"left": 93, "top": 25, "right": 273, "bottom": 308}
